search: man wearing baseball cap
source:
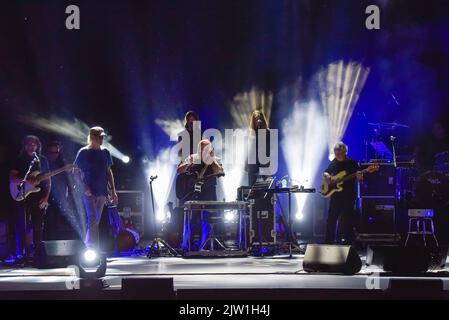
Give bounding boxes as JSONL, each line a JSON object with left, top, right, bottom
{"left": 74, "top": 126, "right": 118, "bottom": 250}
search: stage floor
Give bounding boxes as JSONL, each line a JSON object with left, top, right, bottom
{"left": 1, "top": 254, "right": 449, "bottom": 299}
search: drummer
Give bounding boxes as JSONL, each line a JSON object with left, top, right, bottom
{"left": 414, "top": 121, "right": 449, "bottom": 172}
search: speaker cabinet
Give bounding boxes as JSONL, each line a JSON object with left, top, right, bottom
{"left": 359, "top": 163, "right": 395, "bottom": 197}
{"left": 360, "top": 197, "right": 396, "bottom": 234}
{"left": 34, "top": 240, "right": 84, "bottom": 268}
{"left": 303, "top": 244, "right": 362, "bottom": 275}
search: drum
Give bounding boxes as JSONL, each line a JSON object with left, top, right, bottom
{"left": 435, "top": 151, "right": 449, "bottom": 165}
{"left": 396, "top": 166, "right": 419, "bottom": 202}
{"left": 435, "top": 151, "right": 449, "bottom": 179}
{"left": 116, "top": 228, "right": 140, "bottom": 252}
{"left": 415, "top": 171, "right": 449, "bottom": 208}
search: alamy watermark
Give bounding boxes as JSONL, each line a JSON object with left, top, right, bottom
{"left": 65, "top": 5, "right": 381, "bottom": 31}
{"left": 173, "top": 121, "right": 278, "bottom": 176}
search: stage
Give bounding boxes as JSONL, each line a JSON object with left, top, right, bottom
{"left": 1, "top": 253, "right": 449, "bottom": 299}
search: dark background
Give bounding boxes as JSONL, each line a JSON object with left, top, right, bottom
{"left": 1, "top": 0, "right": 448, "bottom": 237}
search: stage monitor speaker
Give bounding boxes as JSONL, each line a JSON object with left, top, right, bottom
{"left": 303, "top": 244, "right": 362, "bottom": 275}
{"left": 34, "top": 240, "right": 85, "bottom": 269}
{"left": 366, "top": 245, "right": 448, "bottom": 274}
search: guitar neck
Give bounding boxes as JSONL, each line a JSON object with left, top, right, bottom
{"left": 37, "top": 166, "right": 72, "bottom": 182}
{"left": 339, "top": 168, "right": 369, "bottom": 183}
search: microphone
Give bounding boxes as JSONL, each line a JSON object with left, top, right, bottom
{"left": 256, "top": 119, "right": 262, "bottom": 129}
{"left": 390, "top": 136, "right": 396, "bottom": 142}
{"left": 150, "top": 175, "right": 158, "bottom": 181}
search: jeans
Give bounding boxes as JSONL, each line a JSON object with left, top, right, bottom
{"left": 83, "top": 195, "right": 106, "bottom": 249}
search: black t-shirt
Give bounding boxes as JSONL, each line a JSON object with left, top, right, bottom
{"left": 324, "top": 158, "right": 359, "bottom": 200}
{"left": 48, "top": 156, "right": 71, "bottom": 200}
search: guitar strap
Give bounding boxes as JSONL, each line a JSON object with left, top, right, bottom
{"left": 197, "top": 162, "right": 210, "bottom": 180}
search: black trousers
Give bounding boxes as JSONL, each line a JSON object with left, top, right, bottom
{"left": 182, "top": 187, "right": 217, "bottom": 250}
{"left": 14, "top": 195, "right": 45, "bottom": 256}
{"left": 325, "top": 196, "right": 357, "bottom": 245}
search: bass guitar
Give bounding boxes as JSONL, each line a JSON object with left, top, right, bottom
{"left": 320, "top": 165, "right": 379, "bottom": 198}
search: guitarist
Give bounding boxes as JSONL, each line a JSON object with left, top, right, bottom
{"left": 323, "top": 142, "right": 363, "bottom": 245}
{"left": 9, "top": 135, "right": 51, "bottom": 260}
{"left": 177, "top": 139, "right": 224, "bottom": 250}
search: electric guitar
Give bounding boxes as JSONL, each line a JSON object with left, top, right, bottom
{"left": 320, "top": 165, "right": 379, "bottom": 198}
{"left": 10, "top": 164, "right": 76, "bottom": 201}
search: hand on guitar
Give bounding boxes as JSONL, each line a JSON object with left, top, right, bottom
{"left": 25, "top": 176, "right": 39, "bottom": 186}
{"left": 110, "top": 190, "right": 119, "bottom": 205}
{"left": 84, "top": 188, "right": 93, "bottom": 197}
{"left": 323, "top": 172, "right": 332, "bottom": 184}
{"left": 38, "top": 196, "right": 49, "bottom": 210}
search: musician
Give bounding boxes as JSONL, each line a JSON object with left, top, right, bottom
{"left": 43, "top": 140, "right": 76, "bottom": 240}
{"left": 178, "top": 111, "right": 201, "bottom": 160}
{"left": 323, "top": 142, "right": 363, "bottom": 245}
{"left": 74, "top": 127, "right": 118, "bottom": 250}
{"left": 415, "top": 121, "right": 449, "bottom": 172}
{"left": 247, "top": 110, "right": 271, "bottom": 186}
{"left": 177, "top": 139, "right": 224, "bottom": 250}
{"left": 9, "top": 135, "right": 51, "bottom": 259}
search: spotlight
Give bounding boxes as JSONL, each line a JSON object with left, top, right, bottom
{"left": 224, "top": 210, "right": 237, "bottom": 223}
{"left": 83, "top": 249, "right": 97, "bottom": 264}
{"left": 156, "top": 210, "right": 169, "bottom": 223}
{"left": 317, "top": 60, "right": 370, "bottom": 157}
{"left": 295, "top": 212, "right": 304, "bottom": 220}
{"left": 77, "top": 248, "right": 107, "bottom": 279}
{"left": 282, "top": 101, "right": 327, "bottom": 218}
{"left": 121, "top": 155, "right": 131, "bottom": 164}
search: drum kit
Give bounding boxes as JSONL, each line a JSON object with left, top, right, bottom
{"left": 367, "top": 121, "right": 449, "bottom": 209}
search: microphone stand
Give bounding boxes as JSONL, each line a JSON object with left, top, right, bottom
{"left": 390, "top": 136, "right": 397, "bottom": 168}
{"left": 147, "top": 175, "right": 178, "bottom": 258}
{"left": 17, "top": 155, "right": 39, "bottom": 200}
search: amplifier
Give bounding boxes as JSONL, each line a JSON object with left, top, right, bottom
{"left": 359, "top": 163, "right": 395, "bottom": 197}
{"left": 237, "top": 186, "right": 251, "bottom": 201}
{"left": 116, "top": 190, "right": 145, "bottom": 236}
{"left": 360, "top": 197, "right": 396, "bottom": 234}
{"left": 249, "top": 197, "right": 276, "bottom": 245}
{"left": 116, "top": 190, "right": 144, "bottom": 213}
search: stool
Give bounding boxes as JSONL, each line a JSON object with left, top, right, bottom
{"left": 405, "top": 209, "right": 439, "bottom": 247}
{"left": 200, "top": 214, "right": 226, "bottom": 251}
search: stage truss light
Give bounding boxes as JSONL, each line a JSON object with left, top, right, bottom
{"left": 121, "top": 155, "right": 131, "bottom": 164}
{"left": 229, "top": 87, "right": 273, "bottom": 129}
{"left": 155, "top": 118, "right": 185, "bottom": 142}
{"left": 281, "top": 101, "right": 328, "bottom": 221}
{"left": 317, "top": 60, "right": 370, "bottom": 158}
